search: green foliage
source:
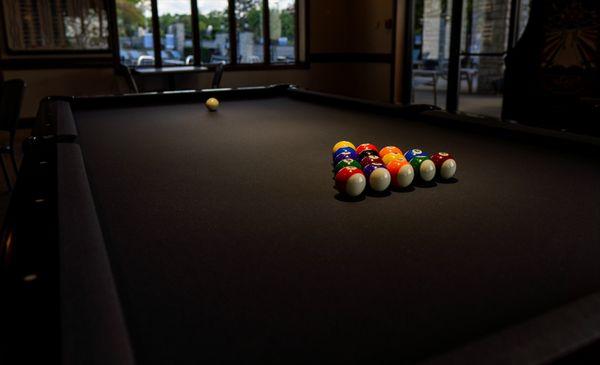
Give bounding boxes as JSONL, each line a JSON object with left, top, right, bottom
{"left": 159, "top": 13, "right": 192, "bottom": 36}
{"left": 116, "top": 0, "right": 297, "bottom": 46}
{"left": 280, "top": 9, "right": 295, "bottom": 41}
{"left": 116, "top": 0, "right": 147, "bottom": 37}
{"left": 200, "top": 10, "right": 229, "bottom": 40}
{"left": 235, "top": 0, "right": 262, "bottom": 41}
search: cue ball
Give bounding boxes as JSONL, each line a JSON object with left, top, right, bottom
{"left": 430, "top": 152, "right": 457, "bottom": 179}
{"left": 335, "top": 166, "right": 366, "bottom": 197}
{"left": 205, "top": 98, "right": 219, "bottom": 111}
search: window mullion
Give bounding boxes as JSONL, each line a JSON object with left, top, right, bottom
{"left": 228, "top": 0, "right": 237, "bottom": 64}
{"left": 191, "top": 0, "right": 201, "bottom": 66}
{"left": 295, "top": 0, "right": 300, "bottom": 62}
{"left": 263, "top": 0, "right": 270, "bottom": 64}
{"left": 150, "top": 0, "right": 162, "bottom": 66}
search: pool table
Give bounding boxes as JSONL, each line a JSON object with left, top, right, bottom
{"left": 3, "top": 84, "right": 600, "bottom": 364}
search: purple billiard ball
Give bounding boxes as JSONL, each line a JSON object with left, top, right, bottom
{"left": 363, "top": 164, "right": 391, "bottom": 192}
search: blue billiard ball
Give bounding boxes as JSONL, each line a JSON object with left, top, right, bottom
{"left": 333, "top": 150, "right": 358, "bottom": 165}
{"left": 333, "top": 147, "right": 356, "bottom": 158}
{"left": 404, "top": 148, "right": 427, "bottom": 162}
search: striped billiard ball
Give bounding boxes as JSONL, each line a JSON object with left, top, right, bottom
{"left": 335, "top": 166, "right": 366, "bottom": 197}
{"left": 386, "top": 159, "right": 414, "bottom": 188}
{"left": 430, "top": 152, "right": 457, "bottom": 179}
{"left": 410, "top": 155, "right": 436, "bottom": 182}
{"left": 363, "top": 164, "right": 391, "bottom": 192}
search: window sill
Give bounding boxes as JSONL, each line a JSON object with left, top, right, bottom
{"left": 0, "top": 55, "right": 114, "bottom": 69}
{"left": 129, "top": 62, "right": 309, "bottom": 73}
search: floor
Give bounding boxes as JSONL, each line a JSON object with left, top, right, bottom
{"left": 0, "top": 129, "right": 30, "bottom": 225}
{"left": 413, "top": 78, "right": 503, "bottom": 118}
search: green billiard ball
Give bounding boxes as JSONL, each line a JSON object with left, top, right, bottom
{"left": 334, "top": 158, "right": 362, "bottom": 174}
{"left": 410, "top": 155, "right": 436, "bottom": 182}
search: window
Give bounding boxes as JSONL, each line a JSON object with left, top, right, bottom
{"left": 198, "top": 0, "right": 230, "bottom": 64}
{"left": 117, "top": 0, "right": 154, "bottom": 66}
{"left": 2, "top": 0, "right": 110, "bottom": 52}
{"left": 268, "top": 0, "right": 295, "bottom": 63}
{"left": 116, "top": 0, "right": 299, "bottom": 67}
{"left": 157, "top": 0, "right": 194, "bottom": 65}
{"left": 235, "top": 0, "right": 263, "bottom": 63}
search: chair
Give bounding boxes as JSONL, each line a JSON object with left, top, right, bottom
{"left": 0, "top": 79, "right": 26, "bottom": 191}
{"left": 211, "top": 62, "right": 225, "bottom": 89}
{"left": 115, "top": 64, "right": 139, "bottom": 94}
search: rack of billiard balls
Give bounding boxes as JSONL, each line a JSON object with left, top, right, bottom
{"left": 332, "top": 141, "right": 457, "bottom": 197}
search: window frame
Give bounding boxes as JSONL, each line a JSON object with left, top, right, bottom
{"left": 0, "top": 0, "right": 305, "bottom": 69}
{"left": 0, "top": 0, "right": 114, "bottom": 55}
{"left": 116, "top": 0, "right": 303, "bottom": 69}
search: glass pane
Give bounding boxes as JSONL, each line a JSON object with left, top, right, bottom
{"left": 458, "top": 0, "right": 513, "bottom": 118}
{"left": 198, "top": 0, "right": 230, "bottom": 64}
{"left": 235, "top": 0, "right": 264, "bottom": 63}
{"left": 157, "top": 1, "right": 193, "bottom": 66}
{"left": 411, "top": 0, "right": 452, "bottom": 107}
{"left": 517, "top": 0, "right": 532, "bottom": 39}
{"left": 4, "top": 0, "right": 109, "bottom": 51}
{"left": 117, "top": 0, "right": 155, "bottom": 66}
{"left": 268, "top": 0, "right": 295, "bottom": 63}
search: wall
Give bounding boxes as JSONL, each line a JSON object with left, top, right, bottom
{"left": 1, "top": 0, "right": 398, "bottom": 119}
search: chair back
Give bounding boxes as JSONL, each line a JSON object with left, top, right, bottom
{"left": 0, "top": 79, "right": 26, "bottom": 135}
{"left": 115, "top": 64, "right": 139, "bottom": 93}
{"left": 211, "top": 62, "right": 225, "bottom": 89}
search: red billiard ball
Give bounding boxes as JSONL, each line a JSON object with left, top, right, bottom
{"left": 430, "top": 152, "right": 457, "bottom": 179}
{"left": 360, "top": 155, "right": 384, "bottom": 167}
{"left": 334, "top": 166, "right": 366, "bottom": 197}
{"left": 356, "top": 143, "right": 378, "bottom": 157}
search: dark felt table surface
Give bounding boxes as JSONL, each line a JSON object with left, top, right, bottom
{"left": 70, "top": 96, "right": 600, "bottom": 364}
